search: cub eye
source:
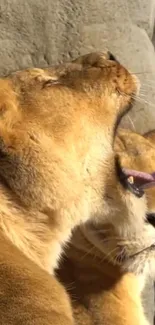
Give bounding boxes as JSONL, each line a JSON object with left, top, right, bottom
{"left": 108, "top": 52, "right": 117, "bottom": 62}
{"left": 146, "top": 213, "right": 155, "bottom": 228}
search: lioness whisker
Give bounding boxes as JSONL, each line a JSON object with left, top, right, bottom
{"left": 131, "top": 72, "right": 153, "bottom": 75}
{"left": 132, "top": 95, "right": 155, "bottom": 108}
{"left": 101, "top": 247, "right": 119, "bottom": 263}
{"left": 127, "top": 115, "right": 136, "bottom": 130}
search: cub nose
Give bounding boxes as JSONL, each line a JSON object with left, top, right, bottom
{"left": 108, "top": 51, "right": 118, "bottom": 62}
{"left": 146, "top": 213, "right": 155, "bottom": 228}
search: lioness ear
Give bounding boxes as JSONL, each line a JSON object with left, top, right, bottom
{"left": 12, "top": 68, "right": 62, "bottom": 89}
{"left": 42, "top": 78, "right": 61, "bottom": 88}
{"left": 34, "top": 73, "right": 61, "bottom": 88}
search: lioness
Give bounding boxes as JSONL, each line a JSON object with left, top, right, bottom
{"left": 0, "top": 52, "right": 139, "bottom": 324}
{"left": 58, "top": 129, "right": 155, "bottom": 325}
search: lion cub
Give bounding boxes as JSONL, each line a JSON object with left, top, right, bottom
{"left": 58, "top": 128, "right": 155, "bottom": 325}
{"left": 0, "top": 52, "right": 140, "bottom": 324}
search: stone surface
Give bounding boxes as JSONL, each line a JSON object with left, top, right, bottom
{"left": 0, "top": 0, "right": 154, "bottom": 323}
{"left": 0, "top": 0, "right": 154, "bottom": 134}
{"left": 0, "top": 0, "right": 155, "bottom": 134}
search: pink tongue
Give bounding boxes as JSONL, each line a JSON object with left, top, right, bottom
{"left": 122, "top": 168, "right": 155, "bottom": 189}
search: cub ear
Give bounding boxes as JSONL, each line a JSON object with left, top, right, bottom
{"left": 72, "top": 51, "right": 116, "bottom": 68}
{"left": 144, "top": 130, "right": 155, "bottom": 144}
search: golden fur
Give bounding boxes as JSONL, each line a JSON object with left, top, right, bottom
{"left": 58, "top": 129, "right": 155, "bottom": 325}
{"left": 0, "top": 52, "right": 138, "bottom": 324}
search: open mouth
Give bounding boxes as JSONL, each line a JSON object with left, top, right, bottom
{"left": 122, "top": 168, "right": 155, "bottom": 198}
{"left": 116, "top": 159, "right": 155, "bottom": 198}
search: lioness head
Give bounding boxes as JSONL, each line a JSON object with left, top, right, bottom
{"left": 77, "top": 129, "right": 155, "bottom": 277}
{"left": 0, "top": 52, "right": 138, "bottom": 219}
{"left": 0, "top": 52, "right": 139, "bottom": 271}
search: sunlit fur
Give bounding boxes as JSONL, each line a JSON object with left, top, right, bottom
{"left": 0, "top": 52, "right": 138, "bottom": 324}
{"left": 58, "top": 129, "right": 155, "bottom": 325}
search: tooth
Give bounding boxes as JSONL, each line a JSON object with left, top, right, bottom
{"left": 128, "top": 176, "right": 134, "bottom": 184}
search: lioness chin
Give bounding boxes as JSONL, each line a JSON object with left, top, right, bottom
{"left": 0, "top": 52, "right": 139, "bottom": 324}
{"left": 58, "top": 128, "right": 155, "bottom": 325}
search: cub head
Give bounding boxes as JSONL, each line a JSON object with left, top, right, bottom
{"left": 0, "top": 51, "right": 138, "bottom": 232}
{"left": 79, "top": 128, "right": 155, "bottom": 277}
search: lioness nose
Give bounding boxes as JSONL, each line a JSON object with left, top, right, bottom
{"left": 146, "top": 213, "right": 155, "bottom": 228}
{"left": 108, "top": 52, "right": 118, "bottom": 62}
